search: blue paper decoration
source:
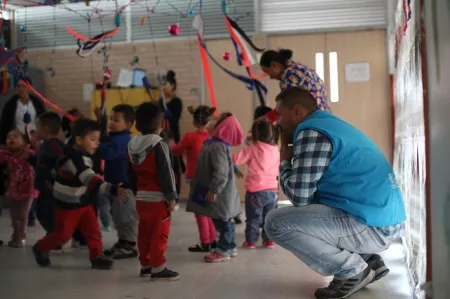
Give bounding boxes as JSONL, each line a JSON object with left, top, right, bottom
{"left": 221, "top": 1, "right": 229, "bottom": 14}
{"left": 20, "top": 25, "right": 27, "bottom": 32}
{"left": 114, "top": 12, "right": 121, "bottom": 27}
{"left": 188, "top": 8, "right": 195, "bottom": 14}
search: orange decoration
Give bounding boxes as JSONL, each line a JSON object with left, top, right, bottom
{"left": 139, "top": 17, "right": 147, "bottom": 25}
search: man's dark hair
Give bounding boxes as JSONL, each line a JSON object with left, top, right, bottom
{"left": 276, "top": 87, "right": 318, "bottom": 114}
{"left": 37, "top": 112, "right": 61, "bottom": 135}
{"left": 15, "top": 77, "right": 32, "bottom": 87}
{"left": 251, "top": 119, "right": 278, "bottom": 145}
{"left": 253, "top": 106, "right": 273, "bottom": 120}
{"left": 135, "top": 102, "right": 162, "bottom": 134}
{"left": 72, "top": 118, "right": 101, "bottom": 138}
{"left": 112, "top": 104, "right": 135, "bottom": 124}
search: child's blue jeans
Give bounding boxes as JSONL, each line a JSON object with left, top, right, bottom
{"left": 245, "top": 190, "right": 278, "bottom": 243}
{"left": 213, "top": 219, "right": 236, "bottom": 254}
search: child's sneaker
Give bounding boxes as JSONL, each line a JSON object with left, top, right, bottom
{"left": 234, "top": 216, "right": 243, "bottom": 224}
{"left": 90, "top": 255, "right": 114, "bottom": 270}
{"left": 204, "top": 251, "right": 231, "bottom": 263}
{"left": 188, "top": 243, "right": 211, "bottom": 252}
{"left": 32, "top": 243, "right": 51, "bottom": 267}
{"left": 101, "top": 226, "right": 113, "bottom": 232}
{"left": 151, "top": 268, "right": 180, "bottom": 281}
{"left": 8, "top": 239, "right": 25, "bottom": 248}
{"left": 105, "top": 242, "right": 138, "bottom": 259}
{"left": 242, "top": 241, "right": 256, "bottom": 249}
{"left": 229, "top": 248, "right": 238, "bottom": 257}
{"left": 140, "top": 267, "right": 152, "bottom": 278}
{"left": 263, "top": 241, "right": 275, "bottom": 249}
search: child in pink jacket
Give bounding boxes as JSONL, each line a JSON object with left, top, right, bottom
{"left": 0, "top": 129, "right": 35, "bottom": 248}
{"left": 233, "top": 119, "right": 280, "bottom": 249}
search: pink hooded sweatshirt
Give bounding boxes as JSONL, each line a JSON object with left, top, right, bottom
{"left": 233, "top": 141, "right": 280, "bottom": 193}
{"left": 213, "top": 116, "right": 244, "bottom": 146}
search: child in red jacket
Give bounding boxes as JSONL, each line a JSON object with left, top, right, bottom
{"left": 171, "top": 105, "right": 217, "bottom": 252}
{"left": 0, "top": 129, "right": 35, "bottom": 248}
{"left": 128, "top": 102, "right": 179, "bottom": 281}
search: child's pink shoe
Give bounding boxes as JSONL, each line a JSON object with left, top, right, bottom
{"left": 204, "top": 251, "right": 230, "bottom": 263}
{"left": 263, "top": 241, "right": 275, "bottom": 249}
{"left": 242, "top": 241, "right": 256, "bottom": 249}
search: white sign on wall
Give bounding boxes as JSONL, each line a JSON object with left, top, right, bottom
{"left": 345, "top": 63, "right": 371, "bottom": 83}
{"left": 82, "top": 83, "right": 95, "bottom": 102}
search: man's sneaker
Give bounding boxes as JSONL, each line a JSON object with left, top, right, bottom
{"left": 314, "top": 266, "right": 375, "bottom": 299}
{"left": 242, "top": 241, "right": 256, "bottom": 249}
{"left": 229, "top": 248, "right": 238, "bottom": 257}
{"left": 105, "top": 243, "right": 138, "bottom": 260}
{"left": 262, "top": 241, "right": 275, "bottom": 249}
{"left": 151, "top": 268, "right": 180, "bottom": 281}
{"left": 91, "top": 255, "right": 114, "bottom": 270}
{"left": 366, "top": 254, "right": 390, "bottom": 283}
{"left": 32, "top": 243, "right": 51, "bottom": 267}
{"left": 188, "top": 243, "right": 211, "bottom": 252}
{"left": 140, "top": 267, "right": 152, "bottom": 278}
{"left": 204, "top": 251, "right": 231, "bottom": 263}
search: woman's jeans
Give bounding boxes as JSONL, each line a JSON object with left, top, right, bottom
{"left": 264, "top": 204, "right": 405, "bottom": 279}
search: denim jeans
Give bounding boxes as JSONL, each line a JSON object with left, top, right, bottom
{"left": 98, "top": 194, "right": 113, "bottom": 228}
{"left": 212, "top": 219, "right": 236, "bottom": 255}
{"left": 245, "top": 190, "right": 277, "bottom": 243}
{"left": 264, "top": 204, "right": 405, "bottom": 279}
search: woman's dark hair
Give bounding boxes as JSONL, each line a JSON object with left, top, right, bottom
{"left": 253, "top": 105, "right": 273, "bottom": 120}
{"left": 215, "top": 112, "right": 233, "bottom": 128}
{"left": 166, "top": 70, "right": 177, "bottom": 91}
{"left": 251, "top": 119, "right": 278, "bottom": 145}
{"left": 259, "top": 49, "right": 293, "bottom": 67}
{"left": 188, "top": 105, "right": 216, "bottom": 126}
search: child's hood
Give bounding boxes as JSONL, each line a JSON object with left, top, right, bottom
{"left": 213, "top": 116, "right": 244, "bottom": 146}
{"left": 128, "top": 134, "right": 163, "bottom": 165}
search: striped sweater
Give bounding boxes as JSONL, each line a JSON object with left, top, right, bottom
{"left": 53, "top": 146, "right": 118, "bottom": 210}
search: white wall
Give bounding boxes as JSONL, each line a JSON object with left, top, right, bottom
{"left": 424, "top": 0, "right": 450, "bottom": 298}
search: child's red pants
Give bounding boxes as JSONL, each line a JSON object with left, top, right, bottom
{"left": 136, "top": 201, "right": 171, "bottom": 269}
{"left": 38, "top": 206, "right": 102, "bottom": 260}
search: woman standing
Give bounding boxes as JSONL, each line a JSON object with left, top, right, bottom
{"left": 159, "top": 70, "right": 184, "bottom": 203}
{"left": 258, "top": 49, "right": 330, "bottom": 122}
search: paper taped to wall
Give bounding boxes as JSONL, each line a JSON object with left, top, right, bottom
{"left": 345, "top": 63, "right": 371, "bottom": 82}
{"left": 82, "top": 83, "right": 95, "bottom": 102}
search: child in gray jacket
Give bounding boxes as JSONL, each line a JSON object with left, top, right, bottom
{"left": 187, "top": 112, "right": 244, "bottom": 263}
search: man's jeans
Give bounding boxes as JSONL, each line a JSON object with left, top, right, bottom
{"left": 264, "top": 204, "right": 404, "bottom": 279}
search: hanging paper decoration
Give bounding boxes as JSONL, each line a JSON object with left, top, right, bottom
{"left": 168, "top": 24, "right": 180, "bottom": 36}
{"left": 20, "top": 25, "right": 27, "bottom": 32}
{"left": 221, "top": 0, "right": 229, "bottom": 14}
{"left": 139, "top": 16, "right": 147, "bottom": 25}
{"left": 403, "top": 0, "right": 412, "bottom": 34}
{"left": 222, "top": 52, "right": 232, "bottom": 61}
{"left": 187, "top": 8, "right": 195, "bottom": 15}
{"left": 114, "top": 12, "right": 122, "bottom": 27}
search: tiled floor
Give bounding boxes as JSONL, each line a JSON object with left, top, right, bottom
{"left": 0, "top": 204, "right": 412, "bottom": 299}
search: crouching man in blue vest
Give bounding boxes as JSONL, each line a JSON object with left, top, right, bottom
{"left": 265, "top": 87, "right": 406, "bottom": 299}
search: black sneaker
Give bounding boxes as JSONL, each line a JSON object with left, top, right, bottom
{"left": 366, "top": 254, "right": 390, "bottom": 283}
{"left": 210, "top": 241, "right": 217, "bottom": 249}
{"left": 32, "top": 243, "right": 51, "bottom": 267}
{"left": 234, "top": 216, "right": 243, "bottom": 225}
{"left": 106, "top": 243, "right": 138, "bottom": 260}
{"left": 188, "top": 243, "right": 211, "bottom": 252}
{"left": 140, "top": 267, "right": 152, "bottom": 278}
{"left": 314, "top": 266, "right": 375, "bottom": 299}
{"left": 91, "top": 255, "right": 114, "bottom": 270}
{"left": 151, "top": 268, "right": 180, "bottom": 281}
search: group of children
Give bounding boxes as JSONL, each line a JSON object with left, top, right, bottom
{"left": 0, "top": 98, "right": 281, "bottom": 281}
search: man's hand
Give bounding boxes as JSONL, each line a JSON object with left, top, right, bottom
{"left": 279, "top": 127, "right": 293, "bottom": 162}
{"left": 167, "top": 199, "right": 176, "bottom": 211}
{"left": 206, "top": 191, "right": 216, "bottom": 202}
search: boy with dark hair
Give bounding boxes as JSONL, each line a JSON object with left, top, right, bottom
{"left": 97, "top": 104, "right": 139, "bottom": 259}
{"left": 128, "top": 102, "right": 179, "bottom": 280}
{"left": 33, "top": 112, "right": 65, "bottom": 240}
{"left": 32, "top": 118, "right": 126, "bottom": 270}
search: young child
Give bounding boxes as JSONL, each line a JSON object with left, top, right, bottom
{"left": 187, "top": 112, "right": 244, "bottom": 263}
{"left": 97, "top": 104, "right": 139, "bottom": 259}
{"left": 233, "top": 119, "right": 280, "bottom": 249}
{"left": 32, "top": 118, "right": 125, "bottom": 270}
{"left": 0, "top": 129, "right": 35, "bottom": 247}
{"left": 171, "top": 105, "right": 217, "bottom": 252}
{"left": 33, "top": 112, "right": 65, "bottom": 242}
{"left": 128, "top": 102, "right": 179, "bottom": 280}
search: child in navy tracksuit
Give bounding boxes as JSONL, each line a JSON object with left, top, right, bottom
{"left": 33, "top": 112, "right": 65, "bottom": 241}
{"left": 97, "top": 104, "right": 139, "bottom": 260}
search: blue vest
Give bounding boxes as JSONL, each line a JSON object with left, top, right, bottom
{"left": 293, "top": 110, "right": 406, "bottom": 227}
